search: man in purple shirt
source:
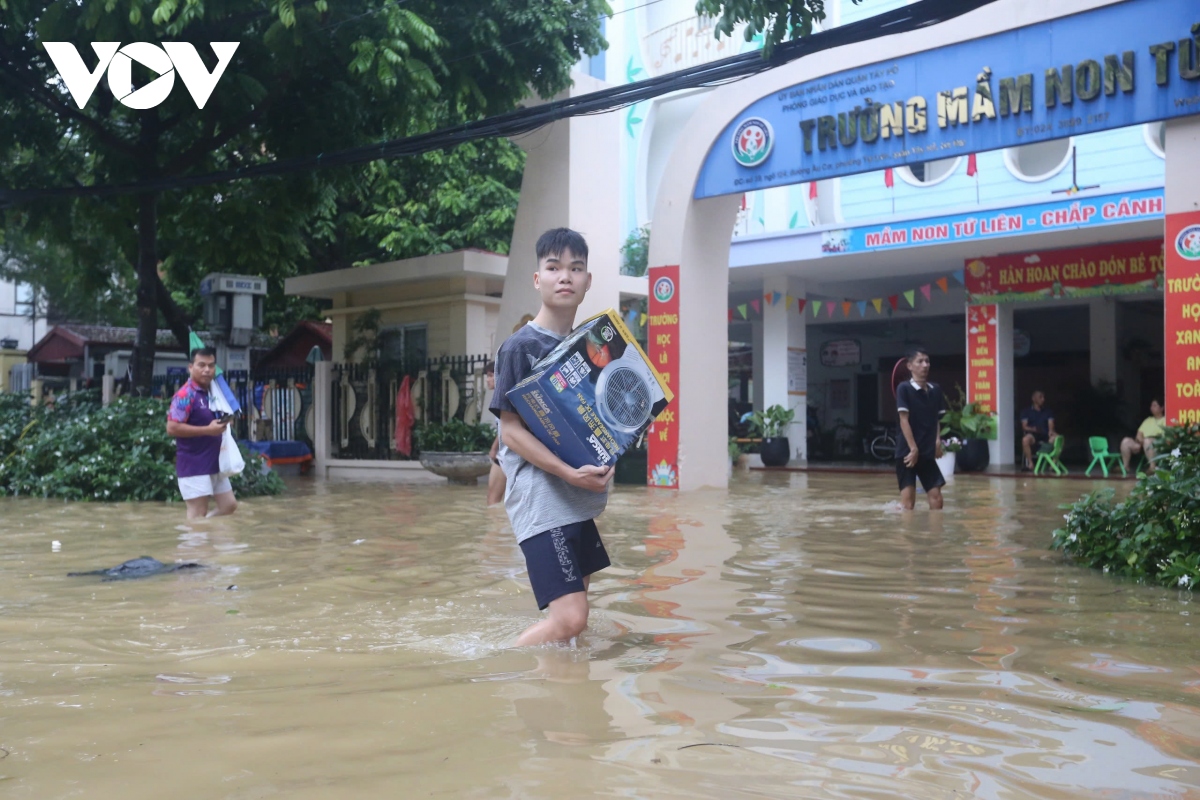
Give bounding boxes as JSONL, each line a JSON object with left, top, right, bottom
{"left": 166, "top": 348, "right": 239, "bottom": 520}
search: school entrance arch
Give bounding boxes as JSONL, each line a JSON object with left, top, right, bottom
{"left": 647, "top": 0, "right": 1200, "bottom": 490}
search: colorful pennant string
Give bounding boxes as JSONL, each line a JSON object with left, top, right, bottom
{"left": 723, "top": 269, "right": 965, "bottom": 320}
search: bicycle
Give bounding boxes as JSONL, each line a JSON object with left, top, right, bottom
{"left": 868, "top": 424, "right": 898, "bottom": 462}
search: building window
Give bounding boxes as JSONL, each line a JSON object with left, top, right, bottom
{"left": 1003, "top": 138, "right": 1073, "bottom": 182}
{"left": 1144, "top": 122, "right": 1166, "bottom": 158}
{"left": 379, "top": 324, "right": 427, "bottom": 365}
{"left": 897, "top": 157, "right": 960, "bottom": 187}
{"left": 14, "top": 283, "right": 35, "bottom": 316}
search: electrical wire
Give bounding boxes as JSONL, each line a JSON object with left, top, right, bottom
{"left": 0, "top": 0, "right": 999, "bottom": 207}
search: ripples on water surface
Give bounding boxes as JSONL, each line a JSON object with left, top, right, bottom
{"left": 1, "top": 472, "right": 1198, "bottom": 799}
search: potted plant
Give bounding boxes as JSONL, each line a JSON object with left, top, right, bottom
{"left": 748, "top": 404, "right": 796, "bottom": 467}
{"left": 937, "top": 436, "right": 962, "bottom": 483}
{"left": 940, "top": 385, "right": 995, "bottom": 472}
{"left": 416, "top": 419, "right": 496, "bottom": 484}
{"left": 729, "top": 436, "right": 750, "bottom": 472}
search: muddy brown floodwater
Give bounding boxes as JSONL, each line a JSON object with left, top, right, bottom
{"left": 1, "top": 471, "right": 1198, "bottom": 799}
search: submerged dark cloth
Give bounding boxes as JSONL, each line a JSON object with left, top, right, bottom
{"left": 895, "top": 380, "right": 946, "bottom": 459}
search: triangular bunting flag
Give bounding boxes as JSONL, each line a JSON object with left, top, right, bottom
{"left": 738, "top": 304, "right": 748, "bottom": 319}
{"left": 936, "top": 277, "right": 949, "bottom": 293}
{"left": 750, "top": 299, "right": 760, "bottom": 314}
{"left": 920, "top": 284, "right": 932, "bottom": 301}
{"left": 728, "top": 308, "right": 734, "bottom": 322}
{"left": 772, "top": 292, "right": 782, "bottom": 306}
{"left": 952, "top": 269, "right": 965, "bottom": 285}
{"left": 856, "top": 301, "right": 867, "bottom": 317}
{"left": 841, "top": 301, "right": 852, "bottom": 317}
{"left": 884, "top": 168, "right": 894, "bottom": 189}
{"left": 809, "top": 182, "right": 818, "bottom": 200}
{"left": 784, "top": 294, "right": 793, "bottom": 308}
{"left": 763, "top": 293, "right": 772, "bottom": 305}
{"left": 797, "top": 298, "right": 807, "bottom": 314}
{"left": 826, "top": 302, "right": 835, "bottom": 318}
{"left": 639, "top": 313, "right": 648, "bottom": 326}
{"left": 967, "top": 153, "right": 978, "bottom": 177}
{"left": 812, "top": 300, "right": 822, "bottom": 317}
{"left": 872, "top": 298, "right": 883, "bottom": 314}
{"left": 888, "top": 295, "right": 899, "bottom": 310}
{"left": 903, "top": 290, "right": 916, "bottom": 307}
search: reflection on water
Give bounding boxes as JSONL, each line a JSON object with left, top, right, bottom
{"left": 1, "top": 472, "right": 1198, "bottom": 799}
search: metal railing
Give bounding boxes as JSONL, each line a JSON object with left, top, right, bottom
{"left": 330, "top": 355, "right": 491, "bottom": 460}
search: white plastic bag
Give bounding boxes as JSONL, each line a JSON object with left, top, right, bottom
{"left": 210, "top": 382, "right": 246, "bottom": 479}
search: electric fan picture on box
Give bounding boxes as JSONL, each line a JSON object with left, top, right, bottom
{"left": 506, "top": 309, "right": 673, "bottom": 469}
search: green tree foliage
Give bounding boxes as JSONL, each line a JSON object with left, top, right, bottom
{"left": 1054, "top": 425, "right": 1200, "bottom": 589}
{"left": 0, "top": 390, "right": 284, "bottom": 501}
{"left": 0, "top": 0, "right": 606, "bottom": 385}
{"left": 694, "top": 0, "right": 862, "bottom": 55}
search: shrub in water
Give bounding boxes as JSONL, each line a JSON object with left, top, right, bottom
{"left": 0, "top": 390, "right": 284, "bottom": 502}
{"left": 414, "top": 419, "right": 496, "bottom": 453}
{"left": 1053, "top": 424, "right": 1200, "bottom": 589}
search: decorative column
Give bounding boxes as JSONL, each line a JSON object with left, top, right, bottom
{"left": 1089, "top": 297, "right": 1118, "bottom": 387}
{"left": 762, "top": 276, "right": 808, "bottom": 461}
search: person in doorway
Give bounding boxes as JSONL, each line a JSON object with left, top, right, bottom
{"left": 484, "top": 360, "right": 506, "bottom": 506}
{"left": 1020, "top": 390, "right": 1058, "bottom": 471}
{"left": 166, "top": 348, "right": 239, "bottom": 520}
{"left": 1120, "top": 398, "right": 1166, "bottom": 474}
{"left": 489, "top": 228, "right": 613, "bottom": 647}
{"left": 895, "top": 347, "right": 947, "bottom": 511}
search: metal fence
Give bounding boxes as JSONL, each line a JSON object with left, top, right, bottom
{"left": 138, "top": 367, "right": 315, "bottom": 447}
{"left": 331, "top": 355, "right": 491, "bottom": 460}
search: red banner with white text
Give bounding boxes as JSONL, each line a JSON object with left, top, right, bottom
{"left": 647, "top": 266, "right": 680, "bottom": 488}
{"left": 967, "top": 304, "right": 999, "bottom": 415}
{"left": 1165, "top": 211, "right": 1200, "bottom": 426}
{"left": 965, "top": 240, "right": 1164, "bottom": 303}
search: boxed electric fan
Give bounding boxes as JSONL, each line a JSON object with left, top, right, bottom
{"left": 506, "top": 309, "right": 673, "bottom": 469}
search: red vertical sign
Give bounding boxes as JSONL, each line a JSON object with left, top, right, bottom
{"left": 1165, "top": 211, "right": 1200, "bottom": 426}
{"left": 647, "top": 265, "right": 680, "bottom": 488}
{"left": 966, "top": 304, "right": 998, "bottom": 414}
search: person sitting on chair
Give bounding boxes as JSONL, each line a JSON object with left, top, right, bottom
{"left": 1020, "top": 390, "right": 1057, "bottom": 471}
{"left": 1120, "top": 399, "right": 1165, "bottom": 475}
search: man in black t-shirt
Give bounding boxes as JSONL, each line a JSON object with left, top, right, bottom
{"left": 895, "top": 347, "right": 947, "bottom": 510}
{"left": 1019, "top": 391, "right": 1057, "bottom": 471}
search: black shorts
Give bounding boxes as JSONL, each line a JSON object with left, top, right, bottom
{"left": 519, "top": 520, "right": 611, "bottom": 610}
{"left": 896, "top": 457, "right": 945, "bottom": 492}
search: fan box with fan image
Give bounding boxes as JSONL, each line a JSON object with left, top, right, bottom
{"left": 506, "top": 309, "right": 673, "bottom": 469}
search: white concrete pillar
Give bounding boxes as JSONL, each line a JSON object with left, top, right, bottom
{"left": 751, "top": 320, "right": 764, "bottom": 411}
{"left": 1089, "top": 297, "right": 1118, "bottom": 387}
{"left": 102, "top": 374, "right": 114, "bottom": 406}
{"left": 992, "top": 304, "right": 1015, "bottom": 467}
{"left": 313, "top": 361, "right": 332, "bottom": 473}
{"left": 762, "top": 276, "right": 807, "bottom": 461}
{"left": 495, "top": 74, "right": 621, "bottom": 343}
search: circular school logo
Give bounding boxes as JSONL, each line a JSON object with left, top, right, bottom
{"left": 653, "top": 276, "right": 675, "bottom": 303}
{"left": 1176, "top": 224, "right": 1200, "bottom": 261}
{"left": 731, "top": 117, "right": 773, "bottom": 167}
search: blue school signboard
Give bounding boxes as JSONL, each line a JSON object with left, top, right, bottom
{"left": 820, "top": 188, "right": 1164, "bottom": 256}
{"left": 695, "top": 0, "right": 1200, "bottom": 199}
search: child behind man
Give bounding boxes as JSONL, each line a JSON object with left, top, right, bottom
{"left": 489, "top": 228, "right": 613, "bottom": 646}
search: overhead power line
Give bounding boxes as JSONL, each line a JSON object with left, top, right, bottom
{"left": 0, "top": 0, "right": 999, "bottom": 207}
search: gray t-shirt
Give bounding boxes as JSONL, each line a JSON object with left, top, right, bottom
{"left": 489, "top": 322, "right": 609, "bottom": 544}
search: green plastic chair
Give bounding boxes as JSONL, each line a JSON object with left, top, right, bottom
{"left": 1034, "top": 436, "right": 1067, "bottom": 476}
{"left": 1085, "top": 436, "right": 1124, "bottom": 478}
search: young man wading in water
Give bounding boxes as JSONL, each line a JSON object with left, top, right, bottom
{"left": 895, "top": 347, "right": 947, "bottom": 511}
{"left": 489, "top": 228, "right": 613, "bottom": 646}
{"left": 166, "top": 348, "right": 239, "bottom": 520}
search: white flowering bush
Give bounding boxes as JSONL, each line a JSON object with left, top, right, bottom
{"left": 1053, "top": 423, "right": 1200, "bottom": 588}
{"left": 0, "top": 390, "right": 283, "bottom": 501}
